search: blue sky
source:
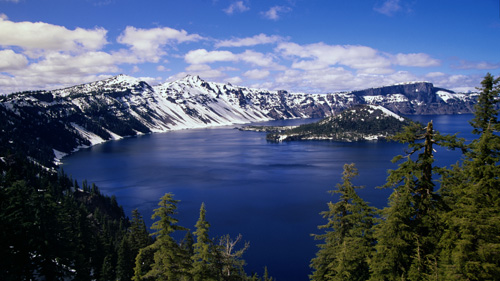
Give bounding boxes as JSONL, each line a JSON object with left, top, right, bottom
{"left": 0, "top": 0, "right": 499, "bottom": 94}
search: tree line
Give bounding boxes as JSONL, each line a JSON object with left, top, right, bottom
{"left": 0, "top": 155, "right": 273, "bottom": 280}
{"left": 310, "top": 73, "right": 500, "bottom": 280}
{"left": 1, "top": 73, "right": 498, "bottom": 280}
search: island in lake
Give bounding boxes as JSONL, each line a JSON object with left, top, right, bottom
{"left": 240, "top": 104, "right": 412, "bottom": 142}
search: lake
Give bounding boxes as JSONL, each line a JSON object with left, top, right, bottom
{"left": 61, "top": 114, "right": 474, "bottom": 281}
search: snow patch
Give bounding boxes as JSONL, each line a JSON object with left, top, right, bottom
{"left": 70, "top": 123, "right": 106, "bottom": 145}
{"left": 368, "top": 105, "right": 405, "bottom": 121}
{"left": 436, "top": 90, "right": 467, "bottom": 102}
{"left": 53, "top": 149, "right": 67, "bottom": 165}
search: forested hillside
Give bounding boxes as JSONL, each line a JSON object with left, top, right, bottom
{"left": 265, "top": 104, "right": 411, "bottom": 142}
{"left": 0, "top": 154, "right": 274, "bottom": 280}
{"left": 310, "top": 73, "right": 500, "bottom": 281}
{"left": 0, "top": 74, "right": 498, "bottom": 281}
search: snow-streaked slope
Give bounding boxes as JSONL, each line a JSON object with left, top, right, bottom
{"left": 0, "top": 74, "right": 478, "bottom": 165}
{"left": 367, "top": 105, "right": 405, "bottom": 121}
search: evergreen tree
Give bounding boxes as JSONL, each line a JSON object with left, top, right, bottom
{"left": 370, "top": 121, "right": 445, "bottom": 280}
{"left": 117, "top": 209, "right": 152, "bottom": 281}
{"left": 191, "top": 203, "right": 219, "bottom": 281}
{"left": 439, "top": 73, "right": 500, "bottom": 280}
{"left": 181, "top": 231, "right": 195, "bottom": 258}
{"left": 133, "top": 193, "right": 191, "bottom": 280}
{"left": 310, "top": 163, "right": 375, "bottom": 281}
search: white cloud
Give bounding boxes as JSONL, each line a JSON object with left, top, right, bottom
{"left": 261, "top": 6, "right": 292, "bottom": 20}
{"left": 19, "top": 52, "right": 119, "bottom": 76}
{"left": 117, "top": 26, "right": 204, "bottom": 63}
{"left": 426, "top": 72, "right": 446, "bottom": 78}
{"left": 273, "top": 67, "right": 356, "bottom": 93}
{"left": 374, "top": 0, "right": 401, "bottom": 16}
{"left": 452, "top": 59, "right": 500, "bottom": 70}
{"left": 277, "top": 42, "right": 440, "bottom": 76}
{"left": 185, "top": 64, "right": 226, "bottom": 79}
{"left": 0, "top": 18, "right": 108, "bottom": 55}
{"left": 0, "top": 73, "right": 113, "bottom": 94}
{"left": 277, "top": 42, "right": 392, "bottom": 73}
{"left": 0, "top": 50, "right": 28, "bottom": 70}
{"left": 156, "top": 65, "right": 168, "bottom": 72}
{"left": 185, "top": 49, "right": 281, "bottom": 69}
{"left": 0, "top": 13, "right": 8, "bottom": 20}
{"left": 426, "top": 73, "right": 481, "bottom": 93}
{"left": 216, "top": 33, "right": 284, "bottom": 48}
{"left": 394, "top": 53, "right": 441, "bottom": 67}
{"left": 243, "top": 69, "right": 270, "bottom": 80}
{"left": 239, "top": 50, "right": 280, "bottom": 68}
{"left": 185, "top": 49, "right": 238, "bottom": 64}
{"left": 226, "top": 76, "right": 243, "bottom": 85}
{"left": 223, "top": 1, "right": 249, "bottom": 15}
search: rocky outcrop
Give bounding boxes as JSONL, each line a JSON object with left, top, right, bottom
{"left": 349, "top": 82, "right": 477, "bottom": 114}
{"left": 0, "top": 75, "right": 478, "bottom": 166}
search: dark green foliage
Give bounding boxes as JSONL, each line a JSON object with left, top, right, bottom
{"left": 310, "top": 163, "right": 375, "bottom": 281}
{"left": 117, "top": 209, "right": 152, "bottom": 281}
{"left": 0, "top": 156, "right": 129, "bottom": 280}
{"left": 267, "top": 104, "right": 411, "bottom": 142}
{"left": 131, "top": 195, "right": 267, "bottom": 281}
{"left": 438, "top": 73, "right": 500, "bottom": 280}
{"left": 370, "top": 121, "right": 445, "bottom": 280}
{"left": 0, "top": 88, "right": 153, "bottom": 168}
{"left": 217, "top": 233, "right": 250, "bottom": 280}
{"left": 133, "top": 193, "right": 192, "bottom": 280}
{"left": 192, "top": 203, "right": 219, "bottom": 281}
{"left": 312, "top": 73, "right": 500, "bottom": 281}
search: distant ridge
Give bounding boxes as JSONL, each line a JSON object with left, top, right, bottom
{"left": 0, "top": 75, "right": 478, "bottom": 166}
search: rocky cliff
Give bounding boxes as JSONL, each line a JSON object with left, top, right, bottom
{"left": 0, "top": 75, "right": 477, "bottom": 166}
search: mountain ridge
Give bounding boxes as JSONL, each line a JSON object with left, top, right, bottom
{"left": 0, "top": 74, "right": 478, "bottom": 166}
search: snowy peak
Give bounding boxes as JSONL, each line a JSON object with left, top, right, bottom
{"left": 181, "top": 74, "right": 204, "bottom": 84}
{"left": 53, "top": 74, "right": 151, "bottom": 97}
{"left": 0, "top": 73, "right": 479, "bottom": 166}
{"left": 106, "top": 74, "right": 144, "bottom": 86}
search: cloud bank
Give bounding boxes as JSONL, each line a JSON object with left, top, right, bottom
{"left": 0, "top": 16, "right": 494, "bottom": 95}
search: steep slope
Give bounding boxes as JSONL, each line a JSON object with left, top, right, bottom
{"left": 350, "top": 82, "right": 476, "bottom": 114}
{"left": 266, "top": 104, "right": 412, "bottom": 142}
{"left": 0, "top": 75, "right": 477, "bottom": 166}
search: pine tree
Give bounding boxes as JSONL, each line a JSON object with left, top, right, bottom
{"left": 439, "top": 73, "right": 500, "bottom": 280}
{"left": 180, "top": 231, "right": 194, "bottom": 258}
{"left": 117, "top": 209, "right": 152, "bottom": 281}
{"left": 310, "top": 163, "right": 375, "bottom": 281}
{"left": 370, "top": 121, "right": 445, "bottom": 280}
{"left": 191, "top": 203, "right": 219, "bottom": 281}
{"left": 133, "top": 193, "right": 191, "bottom": 281}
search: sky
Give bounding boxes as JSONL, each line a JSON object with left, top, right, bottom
{"left": 0, "top": 0, "right": 499, "bottom": 95}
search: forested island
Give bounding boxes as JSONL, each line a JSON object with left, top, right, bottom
{"left": 1, "top": 73, "right": 499, "bottom": 280}
{"left": 242, "top": 104, "right": 412, "bottom": 142}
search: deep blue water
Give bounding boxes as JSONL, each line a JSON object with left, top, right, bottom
{"left": 61, "top": 114, "right": 474, "bottom": 281}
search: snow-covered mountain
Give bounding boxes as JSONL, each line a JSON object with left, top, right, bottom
{"left": 0, "top": 74, "right": 477, "bottom": 166}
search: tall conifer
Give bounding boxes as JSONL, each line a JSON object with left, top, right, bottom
{"left": 370, "top": 121, "right": 444, "bottom": 280}
{"left": 191, "top": 203, "right": 218, "bottom": 281}
{"left": 439, "top": 73, "right": 500, "bottom": 280}
{"left": 133, "top": 193, "right": 190, "bottom": 280}
{"left": 310, "top": 163, "right": 375, "bottom": 281}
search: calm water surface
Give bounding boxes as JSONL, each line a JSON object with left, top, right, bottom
{"left": 62, "top": 114, "right": 474, "bottom": 281}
